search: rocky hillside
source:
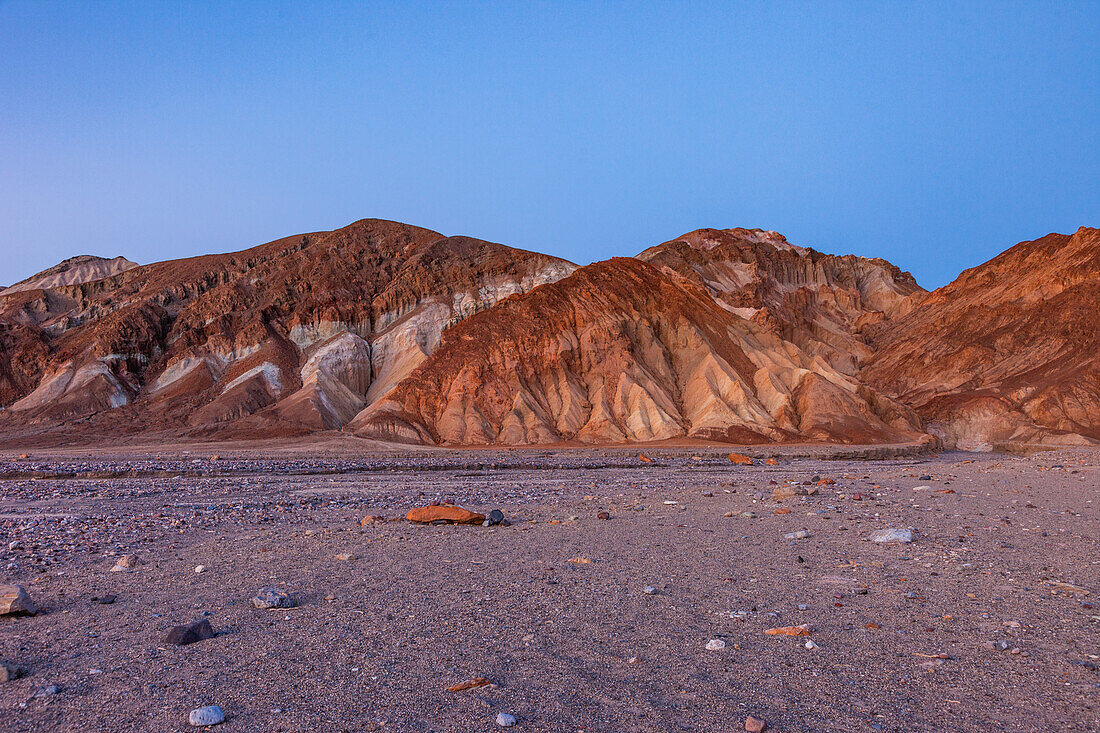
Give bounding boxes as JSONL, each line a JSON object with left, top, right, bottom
{"left": 0, "top": 219, "right": 574, "bottom": 435}
{"left": 1, "top": 255, "right": 138, "bottom": 296}
{"left": 3, "top": 218, "right": 1094, "bottom": 450}
{"left": 863, "top": 227, "right": 1100, "bottom": 450}
{"left": 639, "top": 228, "right": 926, "bottom": 375}
{"left": 350, "top": 256, "right": 925, "bottom": 445}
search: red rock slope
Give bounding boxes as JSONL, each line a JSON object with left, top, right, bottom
{"left": 862, "top": 227, "right": 1100, "bottom": 450}
{"left": 639, "top": 228, "right": 926, "bottom": 375}
{"left": 349, "top": 256, "right": 925, "bottom": 446}
{"left": 0, "top": 219, "right": 574, "bottom": 436}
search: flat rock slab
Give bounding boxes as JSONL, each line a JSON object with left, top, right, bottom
{"left": 869, "top": 528, "right": 915, "bottom": 543}
{"left": 406, "top": 505, "right": 485, "bottom": 524}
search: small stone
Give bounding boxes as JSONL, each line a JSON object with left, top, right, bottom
{"left": 33, "top": 684, "right": 60, "bottom": 698}
{"left": 189, "top": 705, "right": 225, "bottom": 726}
{"left": 92, "top": 594, "right": 117, "bottom": 604}
{"left": 739, "top": 512, "right": 757, "bottom": 519}
{"left": 728, "top": 453, "right": 754, "bottom": 465}
{"left": 0, "top": 662, "right": 24, "bottom": 681}
{"left": 447, "top": 677, "right": 491, "bottom": 692}
{"left": 165, "top": 619, "right": 217, "bottom": 646}
{"left": 194, "top": 565, "right": 205, "bottom": 573}
{"left": 596, "top": 511, "right": 611, "bottom": 520}
{"left": 804, "top": 640, "right": 819, "bottom": 649}
{"left": 251, "top": 587, "right": 294, "bottom": 609}
{"left": 110, "top": 554, "right": 140, "bottom": 572}
{"left": 485, "top": 509, "right": 506, "bottom": 526}
{"left": 643, "top": 586, "right": 658, "bottom": 595}
{"left": 7, "top": 541, "right": 19, "bottom": 551}
{"left": 334, "top": 553, "right": 355, "bottom": 561}
{"left": 705, "top": 638, "right": 727, "bottom": 651}
{"left": 764, "top": 624, "right": 812, "bottom": 636}
{"left": 869, "top": 528, "right": 915, "bottom": 543}
{"left": 745, "top": 715, "right": 767, "bottom": 732}
{"left": 495, "top": 712, "right": 517, "bottom": 727}
{"left": 784, "top": 530, "right": 811, "bottom": 540}
{"left": 0, "top": 584, "right": 36, "bottom": 616}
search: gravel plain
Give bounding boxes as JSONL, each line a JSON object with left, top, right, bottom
{"left": 0, "top": 441, "right": 1097, "bottom": 732}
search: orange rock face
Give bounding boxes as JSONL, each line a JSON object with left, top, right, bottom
{"left": 864, "top": 227, "right": 1100, "bottom": 450}
{"left": 405, "top": 505, "right": 486, "bottom": 525}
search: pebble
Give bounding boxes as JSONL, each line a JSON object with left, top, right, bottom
{"left": 804, "top": 640, "right": 819, "bottom": 649}
{"left": 495, "top": 712, "right": 517, "bottom": 727}
{"left": 0, "top": 584, "right": 36, "bottom": 616}
{"left": 165, "top": 619, "right": 217, "bottom": 646}
{"left": 110, "top": 554, "right": 140, "bottom": 572}
{"left": 195, "top": 565, "right": 205, "bottom": 573}
{"left": 189, "top": 705, "right": 225, "bottom": 726}
{"left": 32, "top": 684, "right": 60, "bottom": 697}
{"left": 0, "top": 662, "right": 24, "bottom": 681}
{"left": 643, "top": 586, "right": 658, "bottom": 595}
{"left": 745, "top": 715, "right": 767, "bottom": 732}
{"left": 251, "top": 587, "right": 294, "bottom": 609}
{"left": 784, "top": 530, "right": 811, "bottom": 540}
{"left": 869, "top": 528, "right": 915, "bottom": 543}
{"left": 485, "top": 509, "right": 506, "bottom": 526}
{"left": 705, "top": 638, "right": 727, "bottom": 651}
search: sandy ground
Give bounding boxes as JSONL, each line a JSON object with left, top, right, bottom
{"left": 0, "top": 444, "right": 1097, "bottom": 732}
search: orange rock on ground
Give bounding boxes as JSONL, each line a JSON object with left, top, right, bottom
{"left": 764, "top": 624, "right": 812, "bottom": 636}
{"left": 405, "top": 505, "right": 485, "bottom": 525}
{"left": 447, "top": 677, "right": 491, "bottom": 692}
{"left": 729, "top": 453, "right": 754, "bottom": 465}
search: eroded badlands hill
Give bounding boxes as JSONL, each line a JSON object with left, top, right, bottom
{"left": 350, "top": 256, "right": 925, "bottom": 445}
{"left": 1, "top": 255, "right": 138, "bottom": 296}
{"left": 3, "top": 219, "right": 1095, "bottom": 450}
{"left": 0, "top": 219, "right": 574, "bottom": 436}
{"left": 863, "top": 226, "right": 1100, "bottom": 450}
{"left": 639, "top": 228, "right": 926, "bottom": 374}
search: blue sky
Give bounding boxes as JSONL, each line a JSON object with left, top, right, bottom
{"left": 1, "top": 1, "right": 1097, "bottom": 288}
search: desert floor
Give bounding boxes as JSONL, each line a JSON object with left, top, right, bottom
{"left": 0, "top": 442, "right": 1097, "bottom": 732}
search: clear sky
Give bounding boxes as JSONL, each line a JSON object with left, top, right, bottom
{"left": 1, "top": 2, "right": 1097, "bottom": 289}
